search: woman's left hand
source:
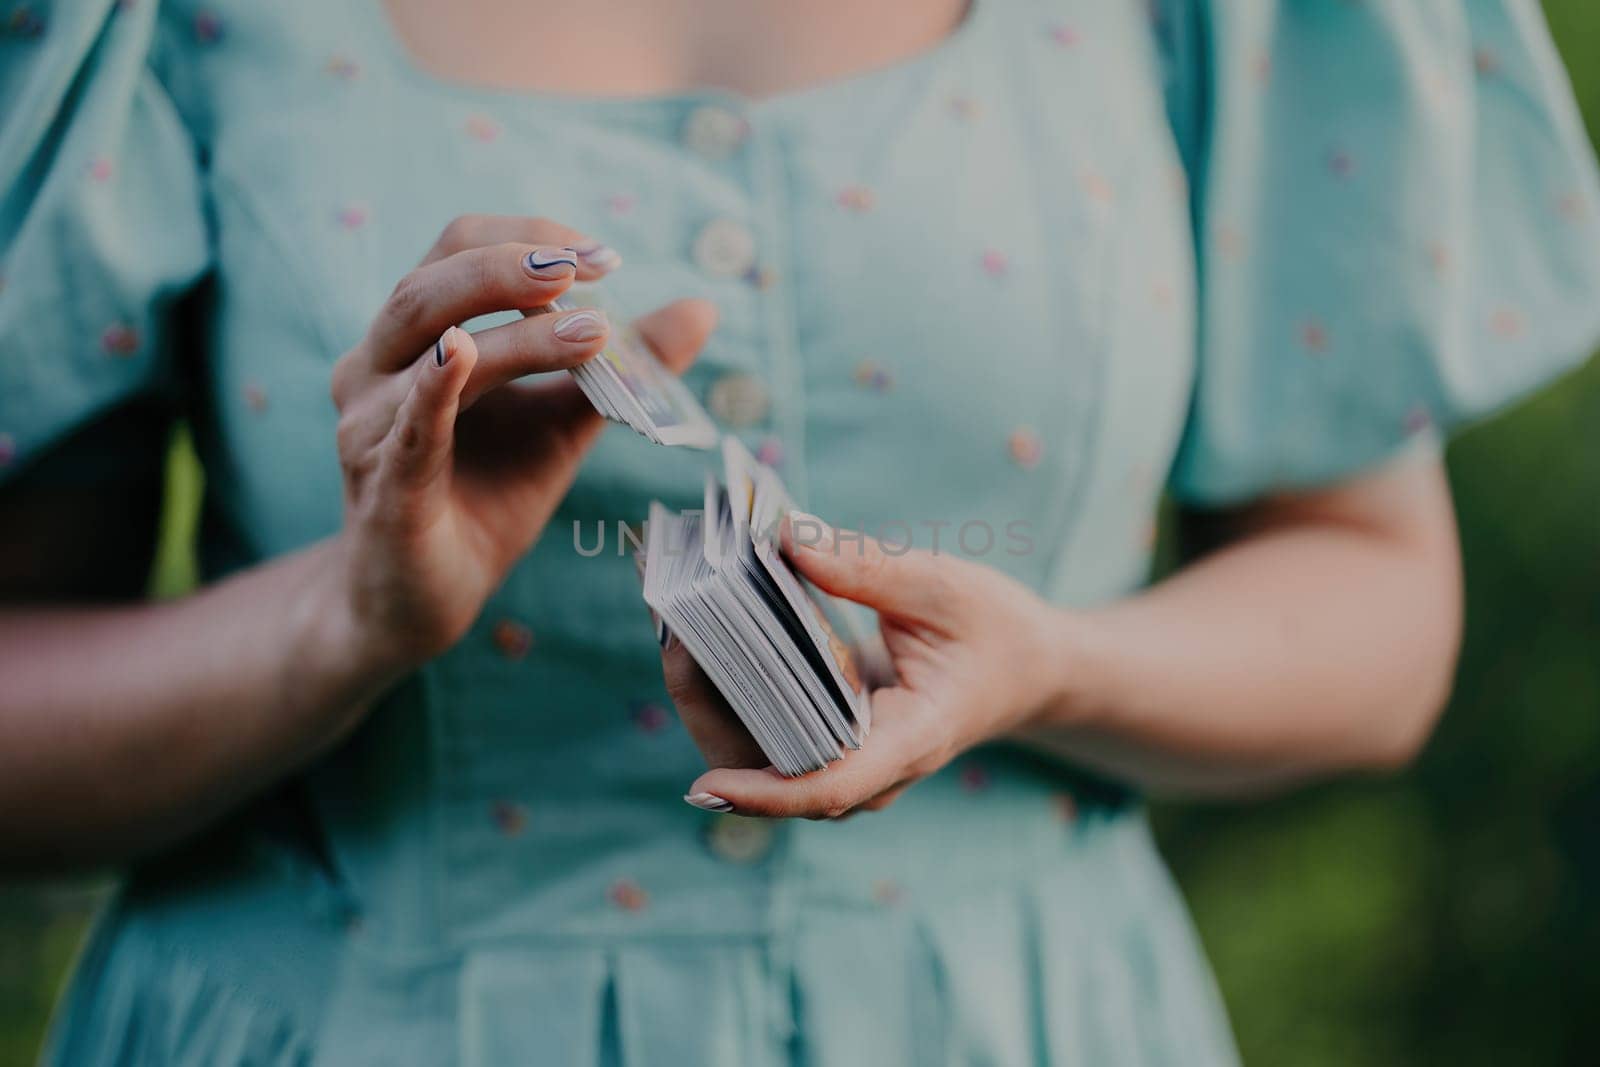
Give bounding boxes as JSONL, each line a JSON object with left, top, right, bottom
{"left": 663, "top": 513, "right": 1077, "bottom": 819}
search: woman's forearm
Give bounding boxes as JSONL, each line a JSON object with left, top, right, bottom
{"left": 0, "top": 536, "right": 398, "bottom": 870}
{"left": 0, "top": 221, "right": 683, "bottom": 871}
{"left": 1022, "top": 454, "right": 1463, "bottom": 797}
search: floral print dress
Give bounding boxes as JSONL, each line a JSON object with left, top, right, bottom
{"left": 3, "top": 0, "right": 1598, "bottom": 1063}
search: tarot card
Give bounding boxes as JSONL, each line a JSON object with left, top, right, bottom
{"left": 543, "top": 290, "right": 719, "bottom": 449}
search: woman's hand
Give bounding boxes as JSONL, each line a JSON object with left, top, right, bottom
{"left": 666, "top": 453, "right": 1462, "bottom": 813}
{"left": 0, "top": 215, "right": 719, "bottom": 868}
{"left": 665, "top": 514, "right": 1076, "bottom": 819}
{"left": 328, "top": 215, "right": 716, "bottom": 678}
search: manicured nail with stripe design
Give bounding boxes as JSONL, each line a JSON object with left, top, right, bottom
{"left": 523, "top": 247, "right": 579, "bottom": 279}
{"left": 434, "top": 325, "right": 457, "bottom": 367}
{"left": 684, "top": 792, "right": 734, "bottom": 813}
{"left": 575, "top": 241, "right": 623, "bottom": 274}
{"left": 552, "top": 309, "right": 607, "bottom": 342}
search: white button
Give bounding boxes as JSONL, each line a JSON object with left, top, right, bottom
{"left": 707, "top": 373, "right": 770, "bottom": 427}
{"left": 707, "top": 815, "right": 774, "bottom": 864}
{"left": 682, "top": 105, "right": 749, "bottom": 160}
{"left": 692, "top": 218, "right": 757, "bottom": 279}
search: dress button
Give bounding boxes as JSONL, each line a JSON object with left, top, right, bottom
{"left": 706, "top": 815, "right": 774, "bottom": 865}
{"left": 707, "top": 372, "right": 770, "bottom": 428}
{"left": 692, "top": 218, "right": 758, "bottom": 279}
{"left": 682, "top": 104, "right": 750, "bottom": 160}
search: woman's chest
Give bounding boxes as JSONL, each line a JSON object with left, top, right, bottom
{"left": 380, "top": 0, "right": 970, "bottom": 102}
{"left": 189, "top": 0, "right": 1195, "bottom": 605}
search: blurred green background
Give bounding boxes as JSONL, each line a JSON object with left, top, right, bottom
{"left": 4, "top": 5, "right": 1599, "bottom": 1065}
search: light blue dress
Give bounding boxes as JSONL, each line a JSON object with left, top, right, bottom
{"left": 4, "top": 1, "right": 1599, "bottom": 1063}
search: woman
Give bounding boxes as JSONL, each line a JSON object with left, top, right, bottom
{"left": 3, "top": 0, "right": 1596, "bottom": 1062}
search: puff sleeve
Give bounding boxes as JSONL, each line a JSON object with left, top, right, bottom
{"left": 1163, "top": 0, "right": 1600, "bottom": 504}
{"left": 0, "top": 0, "right": 210, "bottom": 484}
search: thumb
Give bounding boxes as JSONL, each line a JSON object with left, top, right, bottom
{"left": 632, "top": 297, "right": 718, "bottom": 375}
{"left": 781, "top": 511, "right": 959, "bottom": 623}
{"left": 385, "top": 326, "right": 477, "bottom": 495}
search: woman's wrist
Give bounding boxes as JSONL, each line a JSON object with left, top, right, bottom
{"left": 282, "top": 535, "right": 412, "bottom": 732}
{"left": 1012, "top": 600, "right": 1118, "bottom": 738}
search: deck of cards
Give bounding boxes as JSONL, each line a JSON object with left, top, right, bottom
{"left": 550, "top": 290, "right": 719, "bottom": 448}
{"left": 541, "top": 285, "right": 871, "bottom": 775}
{"left": 641, "top": 439, "right": 872, "bottom": 776}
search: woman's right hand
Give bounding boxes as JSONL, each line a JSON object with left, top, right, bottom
{"left": 328, "top": 215, "right": 716, "bottom": 677}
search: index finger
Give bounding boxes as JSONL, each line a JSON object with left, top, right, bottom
{"left": 421, "top": 214, "right": 622, "bottom": 278}
{"left": 688, "top": 692, "right": 930, "bottom": 819}
{"left": 365, "top": 243, "right": 584, "bottom": 372}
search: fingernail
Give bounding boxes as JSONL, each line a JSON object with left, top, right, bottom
{"left": 553, "top": 309, "right": 607, "bottom": 342}
{"left": 649, "top": 609, "right": 672, "bottom": 648}
{"left": 575, "top": 241, "right": 623, "bottom": 273}
{"left": 523, "top": 247, "right": 579, "bottom": 279}
{"left": 787, "top": 510, "right": 833, "bottom": 552}
{"left": 434, "top": 325, "right": 458, "bottom": 367}
{"left": 684, "top": 792, "right": 734, "bottom": 813}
